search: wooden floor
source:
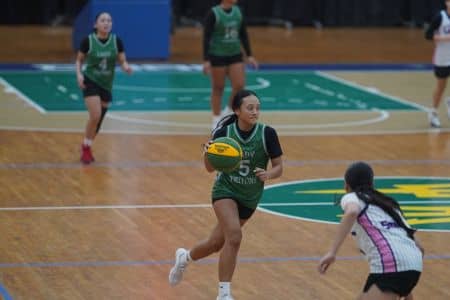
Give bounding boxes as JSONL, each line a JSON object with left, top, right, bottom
{"left": 1, "top": 26, "right": 450, "bottom": 300}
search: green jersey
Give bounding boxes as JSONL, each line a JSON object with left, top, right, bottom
{"left": 209, "top": 5, "right": 242, "bottom": 57}
{"left": 212, "top": 122, "right": 270, "bottom": 209}
{"left": 84, "top": 33, "right": 118, "bottom": 91}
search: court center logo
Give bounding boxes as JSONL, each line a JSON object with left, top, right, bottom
{"left": 259, "top": 177, "right": 450, "bottom": 232}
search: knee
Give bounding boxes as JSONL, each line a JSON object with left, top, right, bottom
{"left": 212, "top": 84, "right": 225, "bottom": 94}
{"left": 232, "top": 83, "right": 244, "bottom": 92}
{"left": 89, "top": 113, "right": 101, "bottom": 124}
{"left": 226, "top": 229, "right": 242, "bottom": 249}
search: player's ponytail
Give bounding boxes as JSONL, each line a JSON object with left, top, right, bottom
{"left": 345, "top": 161, "right": 417, "bottom": 240}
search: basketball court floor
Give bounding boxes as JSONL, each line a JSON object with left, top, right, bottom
{"left": 1, "top": 64, "right": 450, "bottom": 299}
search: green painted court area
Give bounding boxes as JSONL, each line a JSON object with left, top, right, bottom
{"left": 0, "top": 71, "right": 420, "bottom": 112}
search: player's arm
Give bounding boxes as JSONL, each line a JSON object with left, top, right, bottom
{"left": 202, "top": 10, "right": 215, "bottom": 75}
{"left": 318, "top": 201, "right": 360, "bottom": 274}
{"left": 255, "top": 126, "right": 282, "bottom": 181}
{"left": 239, "top": 16, "right": 258, "bottom": 69}
{"left": 425, "top": 13, "right": 449, "bottom": 42}
{"left": 75, "top": 51, "right": 86, "bottom": 89}
{"left": 116, "top": 38, "right": 132, "bottom": 74}
{"left": 118, "top": 52, "right": 132, "bottom": 74}
{"left": 255, "top": 156, "right": 282, "bottom": 182}
{"left": 76, "top": 37, "right": 89, "bottom": 89}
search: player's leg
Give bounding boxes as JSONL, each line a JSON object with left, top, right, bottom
{"left": 95, "top": 102, "right": 109, "bottom": 134}
{"left": 210, "top": 66, "right": 227, "bottom": 129}
{"left": 360, "top": 284, "right": 398, "bottom": 300}
{"left": 213, "top": 198, "right": 245, "bottom": 300}
{"left": 429, "top": 67, "right": 448, "bottom": 127}
{"left": 213, "top": 199, "right": 242, "bottom": 281}
{"left": 189, "top": 223, "right": 225, "bottom": 260}
{"left": 95, "top": 87, "right": 112, "bottom": 134}
{"left": 432, "top": 77, "right": 446, "bottom": 110}
{"left": 81, "top": 95, "right": 102, "bottom": 163}
{"left": 226, "top": 62, "right": 245, "bottom": 114}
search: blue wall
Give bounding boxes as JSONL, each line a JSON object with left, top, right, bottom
{"left": 73, "top": 0, "right": 170, "bottom": 60}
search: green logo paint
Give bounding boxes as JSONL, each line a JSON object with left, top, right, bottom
{"left": 259, "top": 177, "right": 450, "bottom": 232}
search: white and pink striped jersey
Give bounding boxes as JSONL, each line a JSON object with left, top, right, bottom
{"left": 341, "top": 192, "right": 423, "bottom": 274}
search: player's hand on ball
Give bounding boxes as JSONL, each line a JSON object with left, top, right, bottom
{"left": 202, "top": 140, "right": 213, "bottom": 155}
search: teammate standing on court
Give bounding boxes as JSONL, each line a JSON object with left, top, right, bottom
{"left": 203, "top": 0, "right": 258, "bottom": 130}
{"left": 425, "top": 0, "right": 450, "bottom": 128}
{"left": 169, "top": 90, "right": 283, "bottom": 300}
{"left": 318, "top": 161, "right": 424, "bottom": 300}
{"left": 75, "top": 12, "right": 132, "bottom": 164}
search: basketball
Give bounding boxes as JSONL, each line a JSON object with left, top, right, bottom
{"left": 206, "top": 137, "right": 243, "bottom": 173}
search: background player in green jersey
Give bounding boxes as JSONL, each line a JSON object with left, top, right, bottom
{"left": 169, "top": 90, "right": 283, "bottom": 300}
{"left": 75, "top": 12, "right": 132, "bottom": 164}
{"left": 203, "top": 0, "right": 259, "bottom": 129}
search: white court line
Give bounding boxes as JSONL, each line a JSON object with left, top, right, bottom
{"left": 0, "top": 204, "right": 210, "bottom": 211}
{"left": 107, "top": 113, "right": 210, "bottom": 128}
{"left": 0, "top": 77, "right": 46, "bottom": 114}
{"left": 316, "top": 71, "right": 430, "bottom": 112}
{"left": 1, "top": 125, "right": 449, "bottom": 136}
{"left": 1, "top": 200, "right": 450, "bottom": 211}
{"left": 106, "top": 108, "right": 389, "bottom": 129}
{"left": 114, "top": 77, "right": 270, "bottom": 92}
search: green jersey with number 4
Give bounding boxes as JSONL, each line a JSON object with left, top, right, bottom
{"left": 209, "top": 5, "right": 242, "bottom": 57}
{"left": 212, "top": 122, "right": 269, "bottom": 209}
{"left": 84, "top": 33, "right": 118, "bottom": 91}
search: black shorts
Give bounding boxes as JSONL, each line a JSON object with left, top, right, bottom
{"left": 209, "top": 53, "right": 243, "bottom": 67}
{"left": 82, "top": 76, "right": 112, "bottom": 102}
{"left": 433, "top": 66, "right": 450, "bottom": 79}
{"left": 363, "top": 271, "right": 421, "bottom": 297}
{"left": 212, "top": 197, "right": 256, "bottom": 220}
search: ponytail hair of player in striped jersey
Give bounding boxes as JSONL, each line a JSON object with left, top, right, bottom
{"left": 211, "top": 89, "right": 258, "bottom": 136}
{"left": 344, "top": 161, "right": 417, "bottom": 240}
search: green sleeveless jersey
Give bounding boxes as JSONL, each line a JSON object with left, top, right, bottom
{"left": 209, "top": 5, "right": 242, "bottom": 57}
{"left": 212, "top": 122, "right": 270, "bottom": 209}
{"left": 84, "top": 33, "right": 118, "bottom": 91}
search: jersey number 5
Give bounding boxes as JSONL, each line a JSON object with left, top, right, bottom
{"left": 239, "top": 160, "right": 250, "bottom": 176}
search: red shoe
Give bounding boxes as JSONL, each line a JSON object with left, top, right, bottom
{"left": 80, "top": 144, "right": 95, "bottom": 164}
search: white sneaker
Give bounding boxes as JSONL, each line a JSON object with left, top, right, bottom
{"left": 217, "top": 296, "right": 234, "bottom": 300}
{"left": 168, "top": 248, "right": 189, "bottom": 286}
{"left": 429, "top": 111, "right": 441, "bottom": 128}
{"left": 220, "top": 105, "right": 233, "bottom": 117}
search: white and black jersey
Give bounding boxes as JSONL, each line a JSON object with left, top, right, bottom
{"left": 426, "top": 10, "right": 450, "bottom": 66}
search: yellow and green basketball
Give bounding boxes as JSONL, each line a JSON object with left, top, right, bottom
{"left": 206, "top": 137, "right": 243, "bottom": 173}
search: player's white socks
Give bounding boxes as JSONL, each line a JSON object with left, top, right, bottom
{"left": 83, "top": 138, "right": 93, "bottom": 146}
{"left": 218, "top": 282, "right": 231, "bottom": 298}
{"left": 186, "top": 250, "right": 192, "bottom": 262}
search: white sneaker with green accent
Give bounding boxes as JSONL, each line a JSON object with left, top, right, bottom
{"left": 169, "top": 248, "right": 189, "bottom": 286}
{"left": 429, "top": 110, "right": 441, "bottom": 128}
